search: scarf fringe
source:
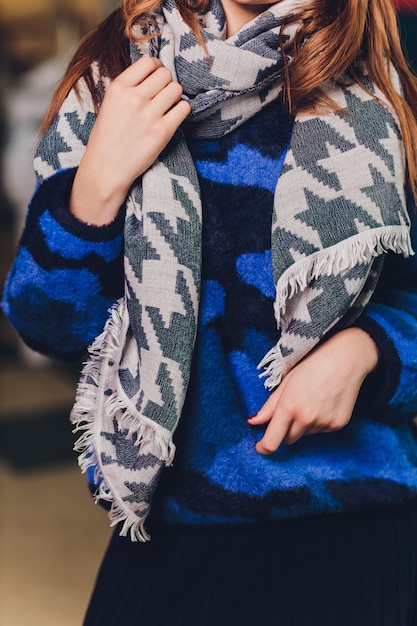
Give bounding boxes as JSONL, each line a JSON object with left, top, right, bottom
{"left": 258, "top": 227, "right": 413, "bottom": 391}
{"left": 109, "top": 503, "right": 151, "bottom": 543}
{"left": 274, "top": 227, "right": 413, "bottom": 319}
{"left": 71, "top": 301, "right": 175, "bottom": 542}
{"left": 258, "top": 344, "right": 285, "bottom": 390}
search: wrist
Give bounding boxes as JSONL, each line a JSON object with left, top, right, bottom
{"left": 336, "top": 327, "right": 380, "bottom": 377}
{"left": 70, "top": 157, "right": 129, "bottom": 226}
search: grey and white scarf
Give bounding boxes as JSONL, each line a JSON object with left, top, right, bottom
{"left": 35, "top": 0, "right": 413, "bottom": 540}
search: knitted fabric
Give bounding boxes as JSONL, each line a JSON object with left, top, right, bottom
{"left": 4, "top": 107, "right": 417, "bottom": 529}
{"left": 34, "top": 0, "right": 413, "bottom": 540}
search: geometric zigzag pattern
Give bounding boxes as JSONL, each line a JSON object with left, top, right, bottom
{"left": 261, "top": 74, "right": 412, "bottom": 385}
{"left": 34, "top": 0, "right": 412, "bottom": 540}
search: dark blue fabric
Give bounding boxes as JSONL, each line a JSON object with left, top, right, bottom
{"left": 3, "top": 102, "right": 417, "bottom": 527}
{"left": 2, "top": 168, "right": 124, "bottom": 360}
{"left": 149, "top": 102, "right": 417, "bottom": 526}
{"left": 83, "top": 499, "right": 417, "bottom": 626}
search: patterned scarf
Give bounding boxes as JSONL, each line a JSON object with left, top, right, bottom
{"left": 66, "top": 0, "right": 413, "bottom": 541}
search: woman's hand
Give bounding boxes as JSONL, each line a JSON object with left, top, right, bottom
{"left": 248, "top": 328, "right": 380, "bottom": 455}
{"left": 70, "top": 57, "right": 191, "bottom": 225}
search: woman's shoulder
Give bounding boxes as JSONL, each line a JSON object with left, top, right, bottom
{"left": 34, "top": 68, "right": 106, "bottom": 184}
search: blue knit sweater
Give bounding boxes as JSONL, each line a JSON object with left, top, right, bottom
{"left": 3, "top": 101, "right": 417, "bottom": 526}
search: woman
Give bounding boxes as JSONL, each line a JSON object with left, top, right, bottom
{"left": 3, "top": 0, "right": 417, "bottom": 623}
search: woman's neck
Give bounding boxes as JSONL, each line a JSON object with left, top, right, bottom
{"left": 221, "top": 0, "right": 275, "bottom": 37}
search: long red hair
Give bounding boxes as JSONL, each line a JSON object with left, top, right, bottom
{"left": 41, "top": 0, "right": 417, "bottom": 199}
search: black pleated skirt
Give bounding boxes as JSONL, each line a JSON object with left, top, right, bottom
{"left": 83, "top": 499, "right": 417, "bottom": 626}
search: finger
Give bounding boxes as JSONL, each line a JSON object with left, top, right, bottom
{"left": 162, "top": 98, "right": 191, "bottom": 128}
{"left": 247, "top": 386, "right": 283, "bottom": 425}
{"left": 136, "top": 66, "right": 174, "bottom": 101}
{"left": 117, "top": 56, "right": 163, "bottom": 86}
{"left": 255, "top": 413, "right": 292, "bottom": 455}
{"left": 152, "top": 81, "right": 185, "bottom": 116}
{"left": 282, "top": 421, "right": 308, "bottom": 445}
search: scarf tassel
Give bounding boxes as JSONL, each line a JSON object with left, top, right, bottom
{"left": 71, "top": 301, "right": 176, "bottom": 542}
{"left": 258, "top": 226, "right": 414, "bottom": 391}
{"left": 274, "top": 227, "right": 413, "bottom": 319}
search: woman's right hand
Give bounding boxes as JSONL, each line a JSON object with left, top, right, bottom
{"left": 70, "top": 57, "right": 191, "bottom": 225}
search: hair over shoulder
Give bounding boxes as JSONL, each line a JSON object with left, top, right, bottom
{"left": 41, "top": 0, "right": 417, "bottom": 199}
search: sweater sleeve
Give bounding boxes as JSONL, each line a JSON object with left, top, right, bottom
{"left": 2, "top": 76, "right": 125, "bottom": 362}
{"left": 2, "top": 168, "right": 124, "bottom": 361}
{"left": 354, "top": 203, "right": 417, "bottom": 423}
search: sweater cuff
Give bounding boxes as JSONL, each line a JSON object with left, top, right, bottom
{"left": 353, "top": 315, "right": 401, "bottom": 412}
{"left": 30, "top": 168, "right": 125, "bottom": 241}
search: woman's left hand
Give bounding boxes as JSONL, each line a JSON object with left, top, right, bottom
{"left": 248, "top": 327, "right": 380, "bottom": 455}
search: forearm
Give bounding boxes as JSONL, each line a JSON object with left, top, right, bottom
{"left": 69, "top": 155, "right": 129, "bottom": 226}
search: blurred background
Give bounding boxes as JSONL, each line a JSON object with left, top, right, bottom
{"left": 0, "top": 1, "right": 118, "bottom": 625}
{"left": 0, "top": 1, "right": 416, "bottom": 625}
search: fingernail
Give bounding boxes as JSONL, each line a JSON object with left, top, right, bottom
{"left": 247, "top": 414, "right": 257, "bottom": 420}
